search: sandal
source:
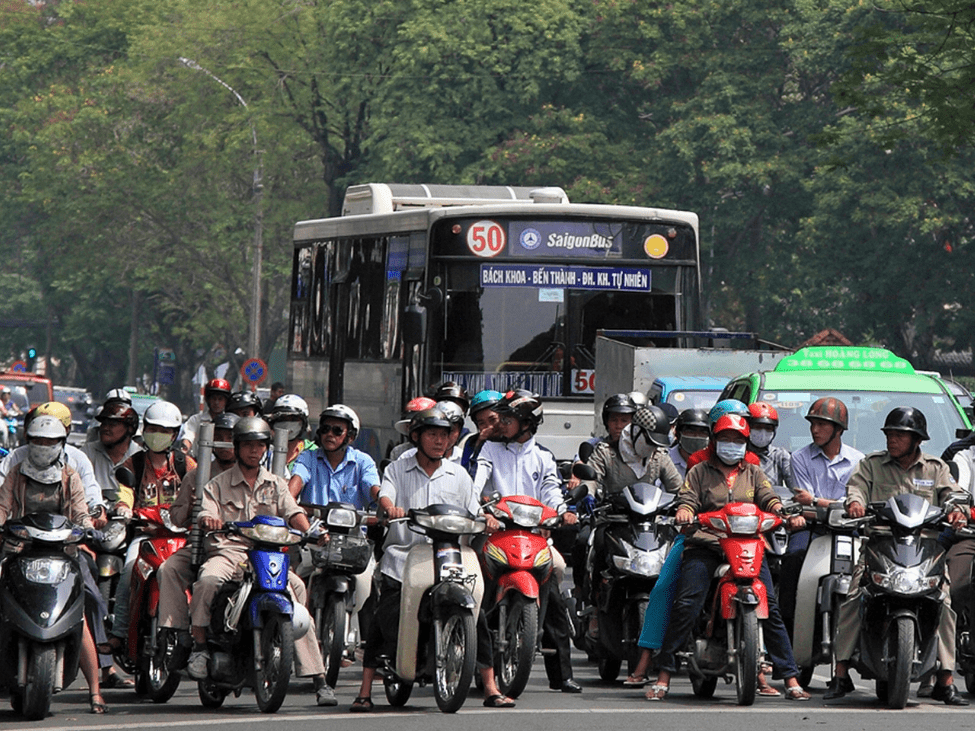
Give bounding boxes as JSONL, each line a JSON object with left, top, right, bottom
{"left": 784, "top": 685, "right": 811, "bottom": 701}
{"left": 646, "top": 684, "right": 669, "bottom": 701}
{"left": 89, "top": 693, "right": 108, "bottom": 714}
{"left": 483, "top": 694, "right": 516, "bottom": 708}
{"left": 101, "top": 673, "right": 135, "bottom": 689}
{"left": 96, "top": 636, "right": 124, "bottom": 655}
{"left": 623, "top": 674, "right": 649, "bottom": 687}
{"left": 757, "top": 684, "right": 782, "bottom": 697}
{"left": 349, "top": 696, "right": 374, "bottom": 713}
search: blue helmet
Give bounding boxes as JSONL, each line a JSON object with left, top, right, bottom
{"left": 470, "top": 389, "right": 504, "bottom": 415}
{"left": 708, "top": 399, "right": 750, "bottom": 426}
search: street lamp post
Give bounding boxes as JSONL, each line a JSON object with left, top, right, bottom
{"left": 178, "top": 57, "right": 263, "bottom": 361}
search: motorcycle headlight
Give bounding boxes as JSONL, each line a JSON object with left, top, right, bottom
{"left": 726, "top": 515, "right": 760, "bottom": 535}
{"left": 240, "top": 524, "right": 301, "bottom": 545}
{"left": 870, "top": 561, "right": 941, "bottom": 596}
{"left": 326, "top": 508, "right": 358, "bottom": 529}
{"left": 611, "top": 541, "right": 666, "bottom": 577}
{"left": 21, "top": 557, "right": 71, "bottom": 585}
{"left": 509, "top": 502, "right": 544, "bottom": 528}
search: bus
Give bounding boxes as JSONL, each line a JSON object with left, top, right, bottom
{"left": 288, "top": 183, "right": 701, "bottom": 461}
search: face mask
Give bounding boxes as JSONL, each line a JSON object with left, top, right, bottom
{"left": 28, "top": 443, "right": 62, "bottom": 469}
{"left": 143, "top": 431, "right": 175, "bottom": 453}
{"left": 284, "top": 422, "right": 304, "bottom": 441}
{"left": 749, "top": 428, "right": 775, "bottom": 449}
{"left": 633, "top": 429, "right": 655, "bottom": 459}
{"left": 680, "top": 434, "right": 709, "bottom": 455}
{"left": 715, "top": 441, "right": 747, "bottom": 465}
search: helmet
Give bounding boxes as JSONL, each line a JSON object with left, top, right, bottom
{"left": 497, "top": 389, "right": 544, "bottom": 429}
{"left": 318, "top": 404, "right": 360, "bottom": 439}
{"left": 204, "top": 378, "right": 232, "bottom": 399}
{"left": 429, "top": 381, "right": 470, "bottom": 414}
{"left": 96, "top": 400, "right": 139, "bottom": 433}
{"left": 267, "top": 394, "right": 310, "bottom": 426}
{"left": 712, "top": 413, "right": 751, "bottom": 439}
{"left": 405, "top": 396, "right": 437, "bottom": 414}
{"left": 104, "top": 388, "right": 132, "bottom": 404}
{"left": 747, "top": 402, "right": 779, "bottom": 428}
{"left": 143, "top": 401, "right": 182, "bottom": 430}
{"left": 233, "top": 416, "right": 272, "bottom": 445}
{"left": 631, "top": 405, "right": 672, "bottom": 448}
{"left": 805, "top": 397, "right": 849, "bottom": 430}
{"left": 26, "top": 414, "right": 67, "bottom": 440}
{"left": 470, "top": 390, "right": 504, "bottom": 415}
{"left": 601, "top": 393, "right": 637, "bottom": 427}
{"left": 882, "top": 407, "right": 929, "bottom": 441}
{"left": 0, "top": 386, "right": 10, "bottom": 395}
{"left": 409, "top": 408, "right": 451, "bottom": 437}
{"left": 709, "top": 399, "right": 750, "bottom": 426}
{"left": 676, "top": 408, "right": 710, "bottom": 434}
{"left": 31, "top": 402, "right": 72, "bottom": 430}
{"left": 628, "top": 391, "right": 649, "bottom": 407}
{"left": 659, "top": 402, "right": 680, "bottom": 426}
{"left": 435, "top": 400, "right": 466, "bottom": 426}
{"left": 228, "top": 390, "right": 263, "bottom": 416}
{"left": 212, "top": 412, "right": 241, "bottom": 432}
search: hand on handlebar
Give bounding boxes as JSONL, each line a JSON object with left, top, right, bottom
{"left": 200, "top": 515, "right": 223, "bottom": 532}
{"left": 846, "top": 501, "right": 866, "bottom": 519}
{"left": 384, "top": 506, "right": 406, "bottom": 521}
{"left": 786, "top": 515, "right": 806, "bottom": 531}
{"left": 561, "top": 511, "right": 578, "bottom": 526}
{"left": 947, "top": 508, "right": 968, "bottom": 529}
{"left": 675, "top": 507, "right": 695, "bottom": 525}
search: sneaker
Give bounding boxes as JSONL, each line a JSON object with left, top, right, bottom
{"left": 316, "top": 685, "right": 338, "bottom": 707}
{"left": 187, "top": 649, "right": 210, "bottom": 680}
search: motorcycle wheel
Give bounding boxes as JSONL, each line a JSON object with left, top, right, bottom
{"left": 198, "top": 679, "right": 228, "bottom": 708}
{"left": 875, "top": 679, "right": 888, "bottom": 703}
{"left": 886, "top": 616, "right": 913, "bottom": 709}
{"left": 384, "top": 673, "right": 414, "bottom": 706}
{"left": 21, "top": 643, "right": 56, "bottom": 720}
{"left": 495, "top": 594, "right": 538, "bottom": 699}
{"left": 690, "top": 673, "right": 717, "bottom": 698}
{"left": 254, "top": 614, "right": 295, "bottom": 713}
{"left": 320, "top": 595, "right": 348, "bottom": 690}
{"left": 139, "top": 624, "right": 181, "bottom": 703}
{"left": 734, "top": 607, "right": 759, "bottom": 706}
{"left": 433, "top": 608, "right": 476, "bottom": 713}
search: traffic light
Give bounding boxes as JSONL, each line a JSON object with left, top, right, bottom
{"left": 26, "top": 347, "right": 37, "bottom": 372}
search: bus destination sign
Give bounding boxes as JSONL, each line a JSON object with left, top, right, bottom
{"left": 480, "top": 264, "right": 652, "bottom": 292}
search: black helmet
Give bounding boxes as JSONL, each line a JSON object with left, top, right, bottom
{"left": 659, "top": 402, "right": 679, "bottom": 426}
{"left": 601, "top": 393, "right": 637, "bottom": 428}
{"left": 497, "top": 389, "right": 544, "bottom": 429}
{"left": 409, "top": 408, "right": 451, "bottom": 437}
{"left": 228, "top": 390, "right": 263, "bottom": 416}
{"left": 676, "top": 408, "right": 710, "bottom": 434}
{"left": 233, "top": 416, "right": 272, "bottom": 445}
{"left": 212, "top": 412, "right": 241, "bottom": 432}
{"left": 882, "top": 407, "right": 929, "bottom": 441}
{"left": 428, "top": 381, "right": 470, "bottom": 414}
{"left": 631, "top": 405, "right": 672, "bottom": 448}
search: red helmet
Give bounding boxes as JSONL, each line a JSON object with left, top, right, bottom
{"left": 405, "top": 397, "right": 437, "bottom": 414}
{"left": 712, "top": 413, "right": 750, "bottom": 439}
{"left": 204, "top": 378, "right": 232, "bottom": 399}
{"left": 747, "top": 401, "right": 779, "bottom": 428}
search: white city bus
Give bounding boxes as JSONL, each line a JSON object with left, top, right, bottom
{"left": 288, "top": 183, "right": 701, "bottom": 461}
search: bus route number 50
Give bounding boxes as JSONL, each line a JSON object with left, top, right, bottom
{"left": 467, "top": 221, "right": 506, "bottom": 258}
{"left": 572, "top": 369, "right": 596, "bottom": 395}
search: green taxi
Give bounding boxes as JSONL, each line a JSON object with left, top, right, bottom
{"left": 718, "top": 346, "right": 972, "bottom": 456}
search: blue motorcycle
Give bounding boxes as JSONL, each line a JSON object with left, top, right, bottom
{"left": 196, "top": 515, "right": 311, "bottom": 713}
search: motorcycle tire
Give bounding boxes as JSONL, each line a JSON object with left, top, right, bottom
{"left": 139, "top": 623, "right": 181, "bottom": 703}
{"left": 598, "top": 654, "right": 622, "bottom": 682}
{"left": 433, "top": 608, "right": 476, "bottom": 713}
{"left": 966, "top": 672, "right": 975, "bottom": 695}
{"left": 495, "top": 594, "right": 538, "bottom": 699}
{"left": 734, "top": 607, "right": 759, "bottom": 706}
{"left": 875, "top": 679, "right": 888, "bottom": 704}
{"left": 254, "top": 614, "right": 294, "bottom": 713}
{"left": 886, "top": 616, "right": 913, "bottom": 709}
{"left": 690, "top": 673, "right": 717, "bottom": 698}
{"left": 320, "top": 595, "right": 348, "bottom": 690}
{"left": 198, "top": 679, "right": 228, "bottom": 708}
{"left": 21, "top": 643, "right": 56, "bottom": 720}
{"left": 384, "top": 673, "right": 414, "bottom": 706}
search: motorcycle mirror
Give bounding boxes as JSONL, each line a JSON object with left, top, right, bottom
{"left": 578, "top": 441, "right": 594, "bottom": 464}
{"left": 564, "top": 482, "right": 589, "bottom": 505}
{"left": 115, "top": 466, "right": 136, "bottom": 488}
{"left": 949, "top": 461, "right": 961, "bottom": 483}
{"left": 572, "top": 463, "right": 597, "bottom": 482}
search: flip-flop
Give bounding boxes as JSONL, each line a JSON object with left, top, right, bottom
{"left": 623, "top": 675, "right": 649, "bottom": 687}
{"left": 646, "top": 684, "right": 669, "bottom": 701}
{"left": 785, "top": 686, "right": 811, "bottom": 701}
{"left": 349, "top": 696, "right": 374, "bottom": 713}
{"left": 89, "top": 693, "right": 108, "bottom": 714}
{"left": 483, "top": 694, "right": 516, "bottom": 708}
{"left": 757, "top": 685, "right": 782, "bottom": 697}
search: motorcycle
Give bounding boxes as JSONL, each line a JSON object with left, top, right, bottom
{"left": 791, "top": 501, "right": 861, "bottom": 688}
{"left": 114, "top": 504, "right": 188, "bottom": 702}
{"left": 847, "top": 493, "right": 957, "bottom": 708}
{"left": 381, "top": 503, "right": 485, "bottom": 713}
{"left": 302, "top": 501, "right": 374, "bottom": 689}
{"left": 584, "top": 481, "right": 675, "bottom": 681}
{"left": 0, "top": 513, "right": 90, "bottom": 720}
{"left": 679, "top": 501, "right": 783, "bottom": 706}
{"left": 195, "top": 515, "right": 313, "bottom": 713}
{"left": 479, "top": 494, "right": 560, "bottom": 698}
{"left": 95, "top": 512, "right": 128, "bottom": 623}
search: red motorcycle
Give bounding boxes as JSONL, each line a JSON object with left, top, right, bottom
{"left": 682, "top": 502, "right": 782, "bottom": 706}
{"left": 118, "top": 505, "right": 188, "bottom": 703}
{"left": 480, "top": 495, "right": 560, "bottom": 698}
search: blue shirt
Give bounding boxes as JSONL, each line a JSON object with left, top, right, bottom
{"left": 790, "top": 442, "right": 864, "bottom": 501}
{"left": 291, "top": 446, "right": 379, "bottom": 510}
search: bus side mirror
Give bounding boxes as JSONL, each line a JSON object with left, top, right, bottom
{"left": 402, "top": 305, "right": 427, "bottom": 345}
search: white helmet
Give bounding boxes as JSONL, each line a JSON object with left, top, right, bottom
{"left": 268, "top": 394, "right": 310, "bottom": 422}
{"left": 105, "top": 388, "right": 133, "bottom": 404}
{"left": 628, "top": 391, "right": 649, "bottom": 407}
{"left": 143, "top": 400, "right": 182, "bottom": 429}
{"left": 435, "top": 400, "right": 466, "bottom": 426}
{"left": 26, "top": 414, "right": 68, "bottom": 440}
{"left": 318, "top": 404, "right": 360, "bottom": 439}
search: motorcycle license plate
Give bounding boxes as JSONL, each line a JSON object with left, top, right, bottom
{"left": 439, "top": 562, "right": 465, "bottom": 581}
{"left": 834, "top": 536, "right": 854, "bottom": 560}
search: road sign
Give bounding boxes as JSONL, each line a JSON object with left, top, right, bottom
{"left": 240, "top": 358, "right": 269, "bottom": 385}
{"left": 9, "top": 360, "right": 27, "bottom": 373}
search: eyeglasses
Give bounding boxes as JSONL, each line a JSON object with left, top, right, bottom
{"left": 320, "top": 425, "right": 347, "bottom": 437}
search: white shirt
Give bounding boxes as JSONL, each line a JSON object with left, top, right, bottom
{"left": 178, "top": 409, "right": 216, "bottom": 457}
{"left": 81, "top": 438, "right": 143, "bottom": 503}
{"left": 0, "top": 444, "right": 105, "bottom": 509}
{"left": 473, "top": 437, "right": 562, "bottom": 509}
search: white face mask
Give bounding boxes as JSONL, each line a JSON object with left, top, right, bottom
{"left": 715, "top": 441, "right": 747, "bottom": 465}
{"left": 28, "top": 443, "right": 62, "bottom": 469}
{"left": 283, "top": 422, "right": 304, "bottom": 441}
{"left": 749, "top": 428, "right": 775, "bottom": 449}
{"left": 633, "top": 429, "right": 655, "bottom": 459}
{"left": 143, "top": 431, "right": 176, "bottom": 453}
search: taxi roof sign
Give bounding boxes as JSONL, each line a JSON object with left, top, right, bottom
{"left": 773, "top": 346, "right": 914, "bottom": 374}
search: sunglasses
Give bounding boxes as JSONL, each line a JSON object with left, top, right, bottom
{"left": 320, "top": 425, "right": 347, "bottom": 437}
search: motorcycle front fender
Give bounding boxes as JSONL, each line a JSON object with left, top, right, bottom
{"left": 97, "top": 554, "right": 123, "bottom": 578}
{"left": 718, "top": 580, "right": 768, "bottom": 620}
{"left": 432, "top": 581, "right": 477, "bottom": 612}
{"left": 248, "top": 591, "right": 293, "bottom": 628}
{"left": 320, "top": 573, "right": 353, "bottom": 597}
{"left": 495, "top": 571, "right": 540, "bottom": 603}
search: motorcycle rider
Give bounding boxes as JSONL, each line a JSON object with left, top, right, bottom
{"left": 0, "top": 415, "right": 107, "bottom": 713}
{"left": 685, "top": 399, "right": 761, "bottom": 471}
{"left": 824, "top": 407, "right": 969, "bottom": 705}
{"left": 156, "top": 417, "right": 334, "bottom": 705}
{"left": 265, "top": 394, "right": 317, "bottom": 474}
{"left": 81, "top": 398, "right": 142, "bottom": 516}
{"left": 389, "top": 397, "right": 438, "bottom": 461}
{"left": 646, "top": 414, "right": 810, "bottom": 701}
{"left": 473, "top": 389, "right": 582, "bottom": 693}
{"left": 745, "top": 402, "right": 796, "bottom": 489}
{"left": 177, "top": 378, "right": 231, "bottom": 456}
{"left": 461, "top": 390, "right": 505, "bottom": 476}
{"left": 394, "top": 401, "right": 468, "bottom": 464}
{"left": 227, "top": 390, "right": 263, "bottom": 419}
{"left": 350, "top": 408, "right": 511, "bottom": 711}
{"left": 169, "top": 412, "right": 240, "bottom": 528}
{"left": 669, "top": 408, "right": 710, "bottom": 477}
